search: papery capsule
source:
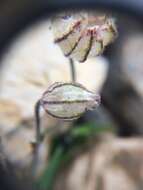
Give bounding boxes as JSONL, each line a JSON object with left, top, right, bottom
{"left": 69, "top": 29, "right": 93, "bottom": 62}
{"left": 53, "top": 13, "right": 87, "bottom": 57}
{"left": 40, "top": 82, "right": 100, "bottom": 120}
{"left": 52, "top": 13, "right": 117, "bottom": 62}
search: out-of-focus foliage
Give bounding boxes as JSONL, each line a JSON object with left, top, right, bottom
{"left": 38, "top": 122, "right": 115, "bottom": 190}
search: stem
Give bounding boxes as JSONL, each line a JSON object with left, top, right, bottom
{"left": 69, "top": 58, "right": 76, "bottom": 82}
{"left": 35, "top": 100, "right": 41, "bottom": 144}
{"left": 31, "top": 100, "right": 42, "bottom": 176}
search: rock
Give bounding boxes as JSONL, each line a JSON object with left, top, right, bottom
{"left": 122, "top": 33, "right": 143, "bottom": 98}
{"left": 0, "top": 99, "right": 22, "bottom": 135}
{"left": 102, "top": 16, "right": 143, "bottom": 135}
{"left": 54, "top": 137, "right": 143, "bottom": 190}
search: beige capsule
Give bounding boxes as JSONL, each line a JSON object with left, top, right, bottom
{"left": 40, "top": 82, "right": 100, "bottom": 120}
{"left": 54, "top": 20, "right": 84, "bottom": 56}
{"left": 53, "top": 13, "right": 87, "bottom": 56}
{"left": 53, "top": 12, "right": 87, "bottom": 40}
{"left": 53, "top": 13, "right": 117, "bottom": 62}
{"left": 69, "top": 29, "right": 93, "bottom": 62}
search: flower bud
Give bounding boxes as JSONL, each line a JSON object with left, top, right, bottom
{"left": 40, "top": 82, "right": 100, "bottom": 120}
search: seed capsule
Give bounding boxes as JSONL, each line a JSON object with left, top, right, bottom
{"left": 40, "top": 82, "right": 100, "bottom": 120}
{"left": 53, "top": 13, "right": 117, "bottom": 62}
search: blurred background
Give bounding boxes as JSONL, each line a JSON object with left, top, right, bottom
{"left": 0, "top": 0, "right": 143, "bottom": 190}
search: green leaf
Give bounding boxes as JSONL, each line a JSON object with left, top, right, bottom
{"left": 37, "top": 146, "right": 64, "bottom": 190}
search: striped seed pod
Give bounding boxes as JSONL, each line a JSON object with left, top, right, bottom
{"left": 53, "top": 13, "right": 117, "bottom": 62}
{"left": 40, "top": 82, "right": 100, "bottom": 120}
